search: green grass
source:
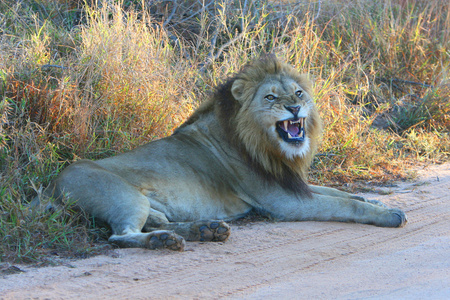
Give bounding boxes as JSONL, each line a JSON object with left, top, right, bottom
{"left": 1, "top": 0, "right": 449, "bottom": 264}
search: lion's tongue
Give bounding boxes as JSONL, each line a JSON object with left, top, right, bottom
{"left": 287, "top": 123, "right": 300, "bottom": 137}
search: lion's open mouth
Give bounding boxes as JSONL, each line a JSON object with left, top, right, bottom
{"left": 276, "top": 118, "right": 306, "bottom": 143}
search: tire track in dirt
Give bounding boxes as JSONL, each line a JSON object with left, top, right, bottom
{"left": 1, "top": 163, "right": 449, "bottom": 299}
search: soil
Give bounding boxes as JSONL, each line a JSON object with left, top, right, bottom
{"left": 1, "top": 163, "right": 449, "bottom": 299}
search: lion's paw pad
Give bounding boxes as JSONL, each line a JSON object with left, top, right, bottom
{"left": 148, "top": 230, "right": 185, "bottom": 251}
{"left": 199, "top": 221, "right": 230, "bottom": 242}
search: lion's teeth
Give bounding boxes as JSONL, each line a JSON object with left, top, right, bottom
{"left": 283, "top": 120, "right": 288, "bottom": 131}
{"left": 288, "top": 132, "right": 293, "bottom": 139}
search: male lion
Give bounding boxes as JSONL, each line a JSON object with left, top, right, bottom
{"left": 40, "top": 56, "right": 407, "bottom": 251}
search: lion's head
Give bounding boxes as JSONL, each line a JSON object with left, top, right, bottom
{"left": 181, "top": 56, "right": 322, "bottom": 196}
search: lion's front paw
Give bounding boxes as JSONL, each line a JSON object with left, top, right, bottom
{"left": 147, "top": 230, "right": 185, "bottom": 251}
{"left": 198, "top": 220, "right": 231, "bottom": 242}
{"left": 377, "top": 208, "right": 408, "bottom": 228}
{"left": 389, "top": 209, "right": 408, "bottom": 228}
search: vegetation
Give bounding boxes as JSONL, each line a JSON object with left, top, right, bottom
{"left": 1, "top": 0, "right": 449, "bottom": 264}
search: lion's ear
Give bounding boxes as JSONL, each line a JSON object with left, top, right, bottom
{"left": 231, "top": 79, "right": 245, "bottom": 102}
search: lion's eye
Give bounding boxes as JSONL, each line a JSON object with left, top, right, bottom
{"left": 265, "top": 94, "right": 277, "bottom": 102}
{"left": 295, "top": 90, "right": 303, "bottom": 98}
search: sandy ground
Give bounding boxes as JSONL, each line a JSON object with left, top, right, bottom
{"left": 1, "top": 163, "right": 449, "bottom": 299}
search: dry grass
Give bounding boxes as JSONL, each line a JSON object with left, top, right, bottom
{"left": 0, "top": 0, "right": 449, "bottom": 264}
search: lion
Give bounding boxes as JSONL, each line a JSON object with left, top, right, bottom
{"left": 39, "top": 56, "right": 407, "bottom": 251}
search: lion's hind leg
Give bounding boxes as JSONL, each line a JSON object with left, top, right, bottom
{"left": 107, "top": 208, "right": 185, "bottom": 251}
{"left": 109, "top": 229, "right": 185, "bottom": 251}
{"left": 52, "top": 160, "right": 186, "bottom": 251}
{"left": 145, "top": 220, "right": 231, "bottom": 242}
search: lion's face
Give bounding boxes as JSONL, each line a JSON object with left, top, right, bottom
{"left": 231, "top": 71, "right": 317, "bottom": 161}
{"left": 250, "top": 75, "right": 314, "bottom": 159}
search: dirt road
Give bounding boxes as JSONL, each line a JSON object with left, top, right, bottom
{"left": 1, "top": 163, "right": 449, "bottom": 299}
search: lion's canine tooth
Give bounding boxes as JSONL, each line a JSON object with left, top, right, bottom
{"left": 283, "top": 120, "right": 289, "bottom": 131}
{"left": 288, "top": 132, "right": 293, "bottom": 139}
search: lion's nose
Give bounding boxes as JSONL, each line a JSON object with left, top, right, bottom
{"left": 284, "top": 105, "right": 301, "bottom": 117}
